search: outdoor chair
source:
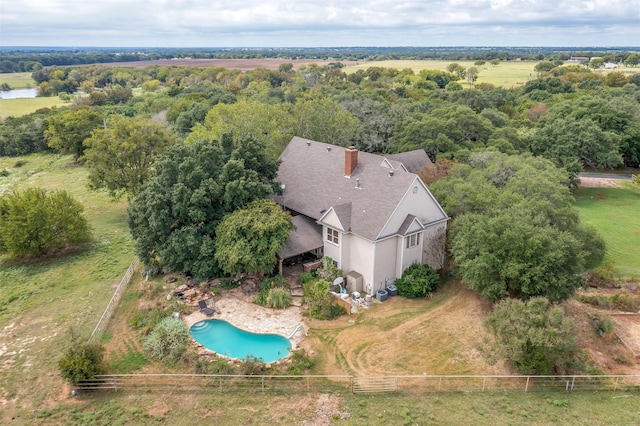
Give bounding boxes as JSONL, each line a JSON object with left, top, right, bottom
{"left": 198, "top": 300, "right": 214, "bottom": 316}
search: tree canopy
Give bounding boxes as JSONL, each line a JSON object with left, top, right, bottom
{"left": 431, "top": 151, "right": 605, "bottom": 302}
{"left": 0, "top": 188, "right": 92, "bottom": 259}
{"left": 44, "top": 107, "right": 103, "bottom": 160}
{"left": 215, "top": 199, "right": 295, "bottom": 276}
{"left": 82, "top": 116, "right": 177, "bottom": 198}
{"left": 187, "top": 100, "right": 295, "bottom": 158}
{"left": 127, "top": 134, "right": 278, "bottom": 278}
{"left": 484, "top": 297, "right": 577, "bottom": 375}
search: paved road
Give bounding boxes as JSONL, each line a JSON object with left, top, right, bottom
{"left": 578, "top": 173, "right": 634, "bottom": 180}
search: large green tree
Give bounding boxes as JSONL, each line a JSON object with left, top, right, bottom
{"left": 530, "top": 94, "right": 640, "bottom": 169}
{"left": 215, "top": 199, "right": 294, "bottom": 276}
{"left": 293, "top": 98, "right": 360, "bottom": 147}
{"left": 432, "top": 151, "right": 605, "bottom": 302}
{"left": 187, "top": 100, "right": 295, "bottom": 158}
{"left": 0, "top": 188, "right": 91, "bottom": 259}
{"left": 44, "top": 107, "right": 103, "bottom": 160}
{"left": 530, "top": 118, "right": 623, "bottom": 178}
{"left": 127, "top": 134, "right": 278, "bottom": 278}
{"left": 484, "top": 297, "right": 577, "bottom": 374}
{"left": 82, "top": 116, "right": 177, "bottom": 198}
{"left": 394, "top": 105, "right": 494, "bottom": 160}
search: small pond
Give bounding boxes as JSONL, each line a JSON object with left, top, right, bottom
{"left": 0, "top": 88, "right": 38, "bottom": 99}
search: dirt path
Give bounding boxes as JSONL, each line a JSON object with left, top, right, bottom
{"left": 579, "top": 177, "right": 623, "bottom": 188}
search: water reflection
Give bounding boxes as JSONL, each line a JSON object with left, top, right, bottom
{"left": 0, "top": 88, "right": 38, "bottom": 99}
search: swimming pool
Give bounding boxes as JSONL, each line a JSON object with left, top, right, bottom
{"left": 190, "top": 319, "right": 291, "bottom": 363}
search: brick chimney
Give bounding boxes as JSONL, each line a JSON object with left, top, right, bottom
{"left": 345, "top": 146, "right": 358, "bottom": 177}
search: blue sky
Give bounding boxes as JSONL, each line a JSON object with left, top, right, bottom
{"left": 1, "top": 0, "right": 639, "bottom": 47}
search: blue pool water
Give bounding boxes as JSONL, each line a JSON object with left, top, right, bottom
{"left": 190, "top": 319, "right": 291, "bottom": 363}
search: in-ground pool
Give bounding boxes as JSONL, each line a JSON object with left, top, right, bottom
{"left": 190, "top": 319, "right": 291, "bottom": 362}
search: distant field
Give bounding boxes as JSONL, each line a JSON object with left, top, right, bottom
{"left": 0, "top": 72, "right": 36, "bottom": 89}
{"left": 93, "top": 58, "right": 359, "bottom": 70}
{"left": 344, "top": 60, "right": 640, "bottom": 88}
{"left": 574, "top": 183, "right": 640, "bottom": 278}
{"left": 344, "top": 60, "right": 538, "bottom": 88}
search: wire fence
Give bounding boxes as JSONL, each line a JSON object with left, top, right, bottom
{"left": 88, "top": 256, "right": 139, "bottom": 343}
{"left": 75, "top": 373, "right": 640, "bottom": 395}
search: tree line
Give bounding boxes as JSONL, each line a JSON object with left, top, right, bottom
{"left": 2, "top": 46, "right": 640, "bottom": 73}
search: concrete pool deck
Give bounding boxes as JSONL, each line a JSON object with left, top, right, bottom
{"left": 183, "top": 289, "right": 306, "bottom": 348}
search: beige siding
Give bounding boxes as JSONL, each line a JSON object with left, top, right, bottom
{"left": 341, "top": 233, "right": 351, "bottom": 272}
{"left": 372, "top": 237, "right": 398, "bottom": 294}
{"left": 379, "top": 177, "right": 446, "bottom": 238}
{"left": 345, "top": 234, "right": 374, "bottom": 294}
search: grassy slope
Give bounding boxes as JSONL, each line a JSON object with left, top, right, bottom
{"left": 0, "top": 154, "right": 134, "bottom": 419}
{"left": 0, "top": 72, "right": 36, "bottom": 89}
{"left": 574, "top": 183, "right": 640, "bottom": 278}
{"left": 0, "top": 97, "right": 70, "bottom": 120}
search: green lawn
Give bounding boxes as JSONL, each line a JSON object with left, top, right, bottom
{"left": 0, "top": 153, "right": 134, "bottom": 419}
{"left": 574, "top": 183, "right": 640, "bottom": 278}
{"left": 0, "top": 72, "right": 36, "bottom": 89}
{"left": 0, "top": 96, "right": 70, "bottom": 119}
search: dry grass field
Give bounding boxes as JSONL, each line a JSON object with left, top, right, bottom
{"left": 305, "top": 278, "right": 509, "bottom": 377}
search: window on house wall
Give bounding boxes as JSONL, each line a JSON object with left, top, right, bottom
{"left": 326, "top": 227, "right": 339, "bottom": 245}
{"left": 407, "top": 233, "right": 420, "bottom": 248}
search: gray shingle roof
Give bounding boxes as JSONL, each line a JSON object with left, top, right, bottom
{"left": 277, "top": 137, "right": 423, "bottom": 241}
{"left": 397, "top": 214, "right": 422, "bottom": 235}
{"left": 386, "top": 149, "right": 433, "bottom": 173}
{"left": 279, "top": 215, "right": 323, "bottom": 259}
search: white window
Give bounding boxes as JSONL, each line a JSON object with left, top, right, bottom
{"left": 406, "top": 233, "right": 420, "bottom": 248}
{"left": 326, "top": 227, "right": 339, "bottom": 245}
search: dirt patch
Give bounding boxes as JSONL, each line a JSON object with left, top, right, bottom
{"left": 579, "top": 177, "right": 622, "bottom": 188}
{"left": 147, "top": 399, "right": 171, "bottom": 418}
{"left": 566, "top": 297, "right": 639, "bottom": 374}
{"left": 612, "top": 315, "right": 640, "bottom": 358}
{"left": 301, "top": 393, "right": 351, "bottom": 426}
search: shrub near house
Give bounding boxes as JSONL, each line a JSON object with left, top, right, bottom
{"left": 394, "top": 263, "right": 439, "bottom": 298}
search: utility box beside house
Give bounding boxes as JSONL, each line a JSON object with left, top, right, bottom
{"left": 346, "top": 271, "right": 363, "bottom": 294}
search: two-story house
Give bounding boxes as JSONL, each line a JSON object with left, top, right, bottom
{"left": 276, "top": 137, "right": 449, "bottom": 295}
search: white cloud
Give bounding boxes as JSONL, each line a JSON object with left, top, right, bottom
{"left": 1, "top": 0, "right": 639, "bottom": 46}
